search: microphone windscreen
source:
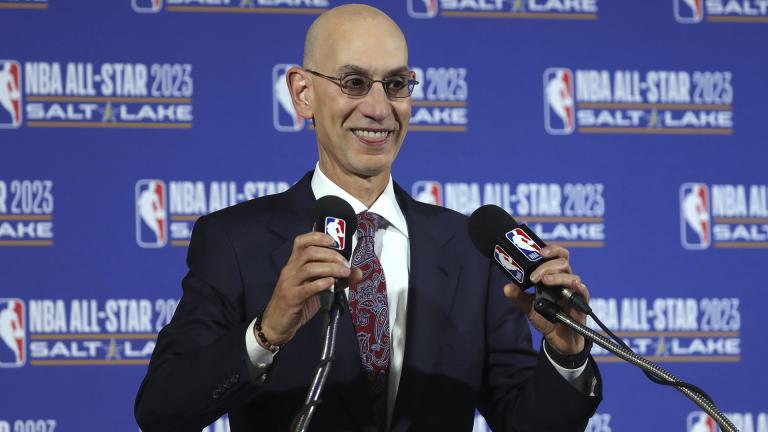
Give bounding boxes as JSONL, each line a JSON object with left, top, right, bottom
{"left": 313, "top": 195, "right": 358, "bottom": 260}
{"left": 468, "top": 204, "right": 518, "bottom": 258}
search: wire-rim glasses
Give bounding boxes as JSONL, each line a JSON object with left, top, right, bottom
{"left": 306, "top": 69, "right": 419, "bottom": 98}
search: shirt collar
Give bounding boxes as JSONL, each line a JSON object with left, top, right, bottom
{"left": 311, "top": 163, "right": 409, "bottom": 238}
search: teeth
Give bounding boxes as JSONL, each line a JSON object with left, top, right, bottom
{"left": 353, "top": 129, "right": 389, "bottom": 139}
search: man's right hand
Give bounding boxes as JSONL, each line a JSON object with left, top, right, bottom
{"left": 259, "top": 232, "right": 362, "bottom": 346}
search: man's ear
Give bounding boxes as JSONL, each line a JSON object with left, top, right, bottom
{"left": 287, "top": 67, "right": 313, "bottom": 120}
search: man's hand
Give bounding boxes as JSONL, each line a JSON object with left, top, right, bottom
{"left": 502, "top": 245, "right": 590, "bottom": 355}
{"left": 259, "top": 232, "right": 363, "bottom": 346}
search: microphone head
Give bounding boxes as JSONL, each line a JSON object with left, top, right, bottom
{"left": 468, "top": 205, "right": 518, "bottom": 258}
{"left": 469, "top": 205, "right": 553, "bottom": 290}
{"left": 313, "top": 195, "right": 357, "bottom": 260}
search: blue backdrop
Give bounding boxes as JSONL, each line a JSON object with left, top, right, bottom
{"left": 1, "top": 0, "right": 766, "bottom": 431}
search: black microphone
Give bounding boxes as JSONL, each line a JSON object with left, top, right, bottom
{"left": 468, "top": 204, "right": 591, "bottom": 314}
{"left": 312, "top": 195, "right": 357, "bottom": 310}
{"left": 292, "top": 196, "right": 358, "bottom": 432}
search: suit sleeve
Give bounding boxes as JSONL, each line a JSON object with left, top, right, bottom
{"left": 135, "top": 215, "right": 267, "bottom": 432}
{"left": 477, "top": 265, "right": 602, "bottom": 432}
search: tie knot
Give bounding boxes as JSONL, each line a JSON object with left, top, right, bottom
{"left": 357, "top": 211, "right": 382, "bottom": 238}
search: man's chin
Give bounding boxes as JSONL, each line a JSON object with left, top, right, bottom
{"left": 351, "top": 158, "right": 395, "bottom": 179}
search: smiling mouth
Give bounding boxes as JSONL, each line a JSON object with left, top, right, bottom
{"left": 351, "top": 128, "right": 393, "bottom": 141}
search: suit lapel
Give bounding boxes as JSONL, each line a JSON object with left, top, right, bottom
{"left": 391, "top": 184, "right": 461, "bottom": 431}
{"left": 267, "top": 172, "right": 377, "bottom": 430}
{"left": 268, "top": 173, "right": 313, "bottom": 274}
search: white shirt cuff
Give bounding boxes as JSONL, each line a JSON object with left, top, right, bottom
{"left": 245, "top": 316, "right": 275, "bottom": 369}
{"left": 543, "top": 341, "right": 590, "bottom": 387}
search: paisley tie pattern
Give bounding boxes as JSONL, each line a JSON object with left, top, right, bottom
{"left": 348, "top": 211, "right": 391, "bottom": 423}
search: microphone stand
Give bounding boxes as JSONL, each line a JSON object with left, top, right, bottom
{"left": 532, "top": 288, "right": 738, "bottom": 432}
{"left": 290, "top": 290, "right": 345, "bottom": 432}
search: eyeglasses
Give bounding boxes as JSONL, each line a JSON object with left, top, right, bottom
{"left": 306, "top": 69, "right": 419, "bottom": 98}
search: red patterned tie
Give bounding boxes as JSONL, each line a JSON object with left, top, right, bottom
{"left": 348, "top": 211, "right": 391, "bottom": 423}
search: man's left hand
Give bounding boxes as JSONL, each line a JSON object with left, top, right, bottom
{"left": 502, "top": 245, "right": 590, "bottom": 355}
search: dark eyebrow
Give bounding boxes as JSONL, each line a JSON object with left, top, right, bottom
{"left": 336, "top": 64, "right": 411, "bottom": 77}
{"left": 386, "top": 66, "right": 411, "bottom": 76}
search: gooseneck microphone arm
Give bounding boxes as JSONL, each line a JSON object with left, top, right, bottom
{"left": 532, "top": 292, "right": 738, "bottom": 432}
{"left": 291, "top": 290, "right": 345, "bottom": 432}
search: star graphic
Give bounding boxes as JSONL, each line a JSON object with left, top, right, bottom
{"left": 100, "top": 101, "right": 117, "bottom": 123}
{"left": 104, "top": 338, "right": 124, "bottom": 360}
{"left": 648, "top": 108, "right": 660, "bottom": 128}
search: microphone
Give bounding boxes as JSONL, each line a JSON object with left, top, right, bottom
{"left": 312, "top": 195, "right": 357, "bottom": 310}
{"left": 293, "top": 196, "right": 358, "bottom": 432}
{"left": 468, "top": 204, "right": 591, "bottom": 314}
{"left": 467, "top": 208, "right": 736, "bottom": 431}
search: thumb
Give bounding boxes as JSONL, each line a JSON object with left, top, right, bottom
{"left": 350, "top": 267, "right": 364, "bottom": 284}
{"left": 503, "top": 283, "right": 533, "bottom": 314}
{"left": 339, "top": 267, "right": 364, "bottom": 289}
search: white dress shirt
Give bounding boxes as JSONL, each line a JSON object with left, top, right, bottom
{"left": 244, "top": 164, "right": 592, "bottom": 424}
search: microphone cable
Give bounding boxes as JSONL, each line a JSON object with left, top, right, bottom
{"left": 584, "top": 306, "right": 714, "bottom": 403}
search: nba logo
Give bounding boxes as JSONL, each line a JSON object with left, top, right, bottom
{"left": 273, "top": 64, "right": 305, "bottom": 132}
{"left": 0, "top": 298, "right": 25, "bottom": 368}
{"left": 407, "top": 0, "right": 438, "bottom": 18}
{"left": 680, "top": 183, "right": 711, "bottom": 250}
{"left": 674, "top": 0, "right": 704, "bottom": 23}
{"left": 132, "top": 0, "right": 163, "bottom": 13}
{"left": 412, "top": 181, "right": 443, "bottom": 206}
{"left": 543, "top": 68, "right": 575, "bottom": 135}
{"left": 687, "top": 412, "right": 717, "bottom": 432}
{"left": 325, "top": 217, "right": 346, "bottom": 250}
{"left": 136, "top": 180, "right": 168, "bottom": 248}
{"left": 506, "top": 228, "right": 543, "bottom": 261}
{"left": 494, "top": 245, "right": 524, "bottom": 284}
{"left": 0, "top": 60, "right": 22, "bottom": 129}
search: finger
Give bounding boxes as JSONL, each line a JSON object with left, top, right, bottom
{"left": 539, "top": 272, "right": 581, "bottom": 289}
{"left": 292, "top": 232, "right": 335, "bottom": 254}
{"left": 568, "top": 279, "right": 590, "bottom": 303}
{"left": 540, "top": 244, "right": 569, "bottom": 261}
{"left": 298, "top": 262, "right": 351, "bottom": 282}
{"left": 349, "top": 267, "right": 365, "bottom": 286}
{"left": 334, "top": 267, "right": 364, "bottom": 290}
{"left": 299, "top": 245, "right": 349, "bottom": 266}
{"left": 300, "top": 277, "right": 336, "bottom": 297}
{"left": 502, "top": 283, "right": 534, "bottom": 314}
{"left": 530, "top": 258, "right": 572, "bottom": 283}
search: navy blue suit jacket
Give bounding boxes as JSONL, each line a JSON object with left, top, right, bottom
{"left": 135, "top": 172, "right": 601, "bottom": 431}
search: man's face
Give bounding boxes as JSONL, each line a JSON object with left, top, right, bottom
{"left": 309, "top": 19, "right": 412, "bottom": 182}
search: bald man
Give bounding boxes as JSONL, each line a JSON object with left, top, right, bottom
{"left": 135, "top": 5, "right": 601, "bottom": 432}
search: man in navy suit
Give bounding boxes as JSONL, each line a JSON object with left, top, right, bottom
{"left": 135, "top": 4, "right": 601, "bottom": 431}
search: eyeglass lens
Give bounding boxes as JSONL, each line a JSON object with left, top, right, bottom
{"left": 339, "top": 74, "right": 413, "bottom": 97}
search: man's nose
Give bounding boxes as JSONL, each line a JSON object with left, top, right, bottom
{"left": 357, "top": 82, "right": 392, "bottom": 122}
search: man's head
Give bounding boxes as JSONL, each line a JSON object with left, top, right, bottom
{"left": 287, "top": 4, "right": 413, "bottom": 189}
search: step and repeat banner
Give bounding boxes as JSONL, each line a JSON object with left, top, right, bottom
{"left": 1, "top": 0, "right": 766, "bottom": 431}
